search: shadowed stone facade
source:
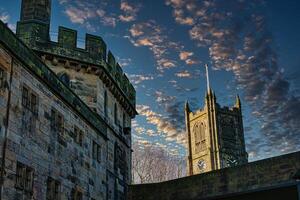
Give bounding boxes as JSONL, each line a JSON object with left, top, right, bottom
{"left": 185, "top": 89, "right": 248, "bottom": 175}
{"left": 0, "top": 0, "right": 137, "bottom": 199}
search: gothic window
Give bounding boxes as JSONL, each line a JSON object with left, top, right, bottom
{"left": 15, "top": 162, "right": 34, "bottom": 194}
{"left": 74, "top": 126, "right": 84, "bottom": 146}
{"left": 51, "top": 108, "right": 64, "bottom": 134}
{"left": 104, "top": 91, "right": 107, "bottom": 117}
{"left": 194, "top": 122, "right": 206, "bottom": 153}
{"left": 92, "top": 141, "right": 101, "bottom": 163}
{"left": 46, "top": 177, "right": 61, "bottom": 200}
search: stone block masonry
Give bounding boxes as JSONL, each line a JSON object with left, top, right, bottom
{"left": 0, "top": 10, "right": 135, "bottom": 199}
{"left": 0, "top": 29, "right": 107, "bottom": 199}
{"left": 128, "top": 151, "right": 300, "bottom": 200}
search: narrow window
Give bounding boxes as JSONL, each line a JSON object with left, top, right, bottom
{"left": 78, "top": 130, "right": 83, "bottom": 146}
{"left": 50, "top": 109, "right": 56, "bottom": 129}
{"left": 74, "top": 126, "right": 83, "bottom": 147}
{"left": 15, "top": 162, "right": 34, "bottom": 194}
{"left": 22, "top": 86, "right": 29, "bottom": 108}
{"left": 97, "top": 145, "right": 101, "bottom": 162}
{"left": 30, "top": 93, "right": 38, "bottom": 115}
{"left": 16, "top": 162, "right": 25, "bottom": 189}
{"left": 72, "top": 187, "right": 83, "bottom": 200}
{"left": 46, "top": 177, "right": 61, "bottom": 200}
{"left": 51, "top": 108, "right": 64, "bottom": 134}
{"left": 92, "top": 141, "right": 97, "bottom": 160}
{"left": 25, "top": 168, "right": 34, "bottom": 192}
{"left": 92, "top": 141, "right": 101, "bottom": 163}
{"left": 0, "top": 67, "right": 5, "bottom": 89}
{"left": 57, "top": 113, "right": 64, "bottom": 134}
{"left": 104, "top": 91, "right": 107, "bottom": 117}
{"left": 114, "top": 103, "right": 118, "bottom": 125}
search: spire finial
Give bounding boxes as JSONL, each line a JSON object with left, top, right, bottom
{"left": 205, "top": 64, "right": 210, "bottom": 92}
{"left": 185, "top": 100, "right": 190, "bottom": 112}
{"left": 235, "top": 94, "right": 241, "bottom": 108}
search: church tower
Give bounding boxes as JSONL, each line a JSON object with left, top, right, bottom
{"left": 17, "top": 0, "right": 51, "bottom": 45}
{"left": 185, "top": 65, "right": 247, "bottom": 175}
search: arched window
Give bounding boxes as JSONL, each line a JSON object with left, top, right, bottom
{"left": 104, "top": 91, "right": 107, "bottom": 117}
{"left": 193, "top": 122, "right": 206, "bottom": 153}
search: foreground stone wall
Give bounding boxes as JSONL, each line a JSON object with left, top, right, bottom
{"left": 128, "top": 151, "right": 300, "bottom": 200}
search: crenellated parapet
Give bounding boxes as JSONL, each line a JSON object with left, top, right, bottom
{"left": 16, "top": 23, "right": 136, "bottom": 113}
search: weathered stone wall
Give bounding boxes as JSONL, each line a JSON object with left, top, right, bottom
{"left": 0, "top": 5, "right": 136, "bottom": 199}
{"left": 0, "top": 44, "right": 107, "bottom": 199}
{"left": 128, "top": 151, "right": 300, "bottom": 200}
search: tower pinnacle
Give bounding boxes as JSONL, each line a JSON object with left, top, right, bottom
{"left": 235, "top": 94, "right": 241, "bottom": 109}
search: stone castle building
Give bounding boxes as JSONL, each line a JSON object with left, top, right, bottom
{"left": 0, "top": 0, "right": 137, "bottom": 199}
{"left": 185, "top": 65, "right": 248, "bottom": 175}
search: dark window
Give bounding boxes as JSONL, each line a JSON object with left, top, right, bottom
{"left": 72, "top": 188, "right": 83, "bottom": 200}
{"left": 114, "top": 103, "right": 119, "bottom": 125}
{"left": 0, "top": 67, "right": 6, "bottom": 89}
{"left": 92, "top": 141, "right": 101, "bottom": 163}
{"left": 74, "top": 126, "right": 83, "bottom": 146}
{"left": 104, "top": 91, "right": 107, "bottom": 117}
{"left": 15, "top": 162, "right": 34, "bottom": 194}
{"left": 22, "top": 86, "right": 29, "bottom": 108}
{"left": 22, "top": 86, "right": 39, "bottom": 115}
{"left": 30, "top": 93, "right": 38, "bottom": 115}
{"left": 46, "top": 177, "right": 61, "bottom": 200}
{"left": 51, "top": 108, "right": 64, "bottom": 134}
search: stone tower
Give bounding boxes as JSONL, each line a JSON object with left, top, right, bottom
{"left": 185, "top": 65, "right": 247, "bottom": 175}
{"left": 17, "top": 0, "right": 51, "bottom": 44}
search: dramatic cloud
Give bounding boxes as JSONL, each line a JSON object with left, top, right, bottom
{"left": 166, "top": 0, "right": 300, "bottom": 158}
{"left": 59, "top": 0, "right": 141, "bottom": 30}
{"left": 127, "top": 74, "right": 154, "bottom": 85}
{"left": 136, "top": 104, "right": 186, "bottom": 146}
{"left": 179, "top": 51, "right": 198, "bottom": 65}
{"left": 127, "top": 21, "right": 182, "bottom": 72}
{"left": 119, "top": 1, "right": 141, "bottom": 22}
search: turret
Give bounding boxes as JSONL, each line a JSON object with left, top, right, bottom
{"left": 17, "top": 0, "right": 52, "bottom": 45}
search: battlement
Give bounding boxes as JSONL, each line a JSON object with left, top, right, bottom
{"left": 217, "top": 104, "right": 240, "bottom": 114}
{"left": 16, "top": 22, "right": 136, "bottom": 109}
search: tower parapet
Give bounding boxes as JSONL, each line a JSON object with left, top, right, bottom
{"left": 16, "top": 4, "right": 136, "bottom": 111}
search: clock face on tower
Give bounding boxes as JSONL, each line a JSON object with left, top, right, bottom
{"left": 225, "top": 155, "right": 238, "bottom": 167}
{"left": 197, "top": 160, "right": 206, "bottom": 171}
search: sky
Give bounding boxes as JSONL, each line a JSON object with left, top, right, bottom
{"left": 0, "top": 0, "right": 300, "bottom": 161}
